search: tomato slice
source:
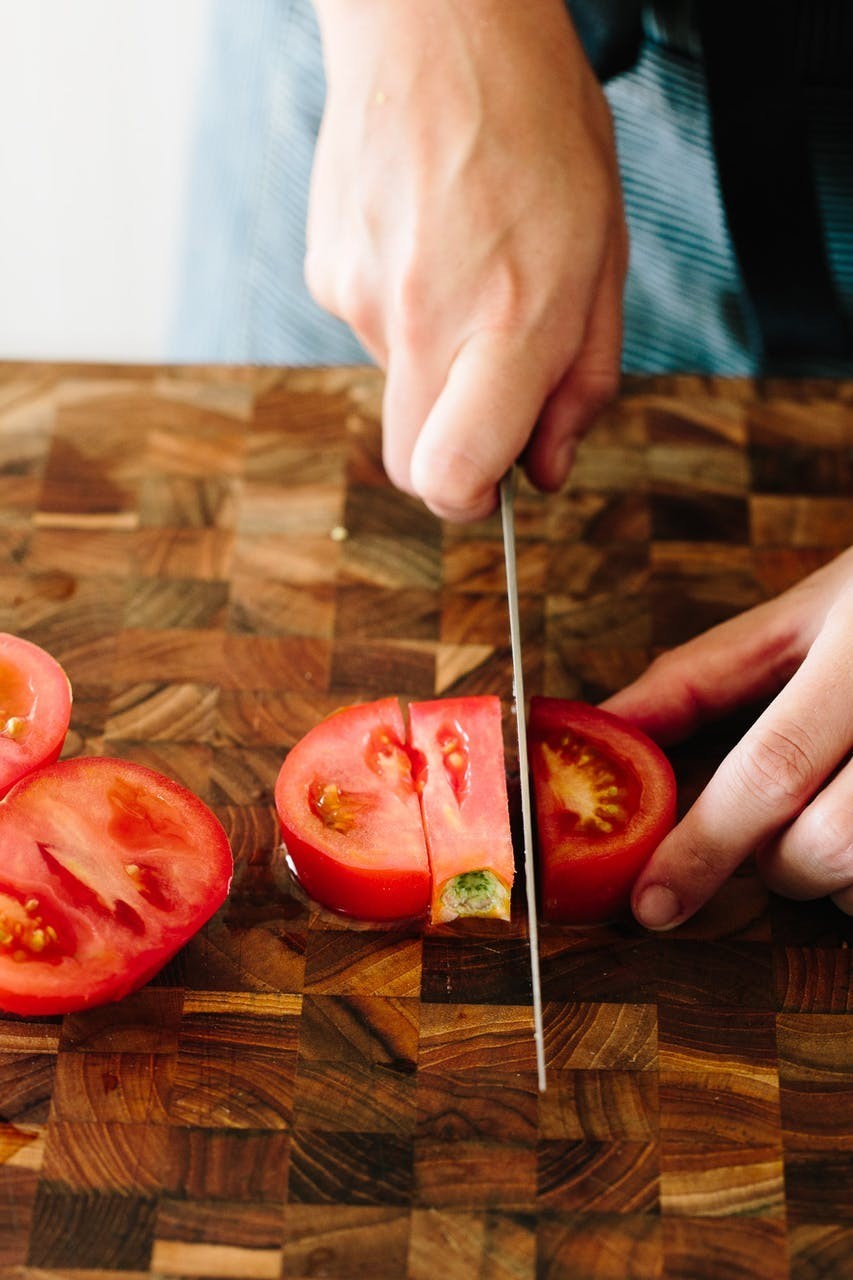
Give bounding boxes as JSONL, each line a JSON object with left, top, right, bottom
{"left": 408, "top": 696, "right": 514, "bottom": 923}
{"left": 0, "top": 757, "right": 232, "bottom": 1015}
{"left": 274, "top": 697, "right": 430, "bottom": 920}
{"left": 529, "top": 698, "right": 676, "bottom": 924}
{"left": 0, "top": 634, "right": 72, "bottom": 798}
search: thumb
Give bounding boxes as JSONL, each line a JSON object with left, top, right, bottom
{"left": 408, "top": 330, "right": 553, "bottom": 522}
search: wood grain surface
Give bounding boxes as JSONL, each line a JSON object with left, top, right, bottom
{"left": 0, "top": 363, "right": 851, "bottom": 1279}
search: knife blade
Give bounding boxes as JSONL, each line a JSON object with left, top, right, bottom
{"left": 500, "top": 468, "right": 546, "bottom": 1092}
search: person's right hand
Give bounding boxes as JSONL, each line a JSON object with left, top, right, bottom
{"left": 306, "top": 0, "right": 628, "bottom": 521}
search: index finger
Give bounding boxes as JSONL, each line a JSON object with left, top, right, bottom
{"left": 406, "top": 330, "right": 553, "bottom": 521}
{"left": 631, "top": 605, "right": 853, "bottom": 929}
{"left": 600, "top": 595, "right": 810, "bottom": 746}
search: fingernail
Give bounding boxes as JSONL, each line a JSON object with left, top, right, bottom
{"left": 635, "top": 884, "right": 681, "bottom": 930}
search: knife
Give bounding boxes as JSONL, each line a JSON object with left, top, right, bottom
{"left": 500, "top": 469, "right": 546, "bottom": 1092}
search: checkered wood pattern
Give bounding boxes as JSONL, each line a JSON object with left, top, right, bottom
{"left": 0, "top": 363, "right": 851, "bottom": 1279}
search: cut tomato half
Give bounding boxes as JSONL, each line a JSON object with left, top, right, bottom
{"left": 529, "top": 698, "right": 676, "bottom": 924}
{"left": 0, "top": 633, "right": 72, "bottom": 798}
{"left": 274, "top": 697, "right": 430, "bottom": 920}
{"left": 0, "top": 757, "right": 233, "bottom": 1015}
{"left": 409, "top": 695, "right": 514, "bottom": 923}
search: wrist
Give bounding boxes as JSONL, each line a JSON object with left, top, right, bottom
{"left": 313, "top": 0, "right": 580, "bottom": 67}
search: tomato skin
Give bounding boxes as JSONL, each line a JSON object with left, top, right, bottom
{"left": 0, "top": 634, "right": 72, "bottom": 798}
{"left": 529, "top": 698, "right": 676, "bottom": 924}
{"left": 275, "top": 698, "right": 431, "bottom": 921}
{"left": 0, "top": 758, "right": 232, "bottom": 1016}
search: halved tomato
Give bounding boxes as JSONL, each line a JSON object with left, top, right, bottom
{"left": 0, "top": 757, "right": 233, "bottom": 1015}
{"left": 0, "top": 633, "right": 72, "bottom": 798}
{"left": 409, "top": 695, "right": 514, "bottom": 923}
{"left": 529, "top": 698, "right": 676, "bottom": 924}
{"left": 274, "top": 697, "right": 430, "bottom": 920}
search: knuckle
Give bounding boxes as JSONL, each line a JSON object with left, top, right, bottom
{"left": 381, "top": 451, "right": 412, "bottom": 496}
{"left": 303, "top": 250, "right": 329, "bottom": 307}
{"left": 479, "top": 258, "right": 528, "bottom": 328}
{"left": 677, "top": 834, "right": 724, "bottom": 885}
{"left": 575, "top": 364, "right": 620, "bottom": 415}
{"left": 394, "top": 264, "right": 433, "bottom": 349}
{"left": 335, "top": 273, "right": 375, "bottom": 337}
{"left": 641, "top": 648, "right": 684, "bottom": 696}
{"left": 733, "top": 722, "right": 818, "bottom": 811}
{"left": 645, "top": 649, "right": 707, "bottom": 720}
{"left": 798, "top": 803, "right": 853, "bottom": 880}
{"left": 831, "top": 883, "right": 853, "bottom": 916}
{"left": 646, "top": 648, "right": 677, "bottom": 675}
{"left": 396, "top": 258, "right": 527, "bottom": 354}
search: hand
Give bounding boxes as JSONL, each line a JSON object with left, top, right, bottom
{"left": 601, "top": 548, "right": 853, "bottom": 927}
{"left": 307, "top": 0, "right": 627, "bottom": 520}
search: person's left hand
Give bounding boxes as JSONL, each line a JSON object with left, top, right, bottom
{"left": 601, "top": 546, "right": 853, "bottom": 927}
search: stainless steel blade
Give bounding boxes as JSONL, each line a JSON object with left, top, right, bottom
{"left": 500, "top": 468, "right": 546, "bottom": 1092}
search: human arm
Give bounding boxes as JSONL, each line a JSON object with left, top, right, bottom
{"left": 306, "top": 0, "right": 627, "bottom": 520}
{"left": 601, "top": 548, "right": 853, "bottom": 926}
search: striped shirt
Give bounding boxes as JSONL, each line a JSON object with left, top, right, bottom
{"left": 173, "top": 0, "right": 853, "bottom": 377}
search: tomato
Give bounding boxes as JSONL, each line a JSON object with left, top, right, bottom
{"left": 274, "top": 697, "right": 431, "bottom": 920}
{"left": 0, "top": 633, "right": 72, "bottom": 798}
{"left": 529, "top": 698, "right": 676, "bottom": 924}
{"left": 0, "top": 758, "right": 232, "bottom": 1015}
{"left": 408, "top": 696, "right": 514, "bottom": 923}
{"left": 275, "top": 696, "right": 516, "bottom": 924}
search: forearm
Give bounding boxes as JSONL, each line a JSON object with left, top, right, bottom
{"left": 312, "top": 0, "right": 589, "bottom": 106}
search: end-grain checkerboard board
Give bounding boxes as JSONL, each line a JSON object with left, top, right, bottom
{"left": 0, "top": 364, "right": 851, "bottom": 1279}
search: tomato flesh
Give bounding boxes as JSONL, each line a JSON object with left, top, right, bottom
{"left": 529, "top": 698, "right": 676, "bottom": 924}
{"left": 0, "top": 633, "right": 72, "bottom": 798}
{"left": 409, "top": 696, "right": 514, "bottom": 923}
{"left": 0, "top": 758, "right": 233, "bottom": 1015}
{"left": 275, "top": 697, "right": 430, "bottom": 920}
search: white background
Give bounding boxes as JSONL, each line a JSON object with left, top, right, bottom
{"left": 0, "top": 0, "right": 210, "bottom": 362}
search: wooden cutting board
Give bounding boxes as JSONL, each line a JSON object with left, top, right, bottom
{"left": 0, "top": 363, "right": 851, "bottom": 1280}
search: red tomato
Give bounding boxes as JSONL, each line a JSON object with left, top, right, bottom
{"left": 0, "top": 633, "right": 72, "bottom": 798}
{"left": 274, "top": 697, "right": 430, "bottom": 920}
{"left": 0, "top": 758, "right": 232, "bottom": 1015}
{"left": 408, "top": 696, "right": 514, "bottom": 923}
{"left": 529, "top": 698, "right": 676, "bottom": 924}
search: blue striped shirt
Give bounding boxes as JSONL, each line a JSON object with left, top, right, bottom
{"left": 173, "top": 0, "right": 853, "bottom": 377}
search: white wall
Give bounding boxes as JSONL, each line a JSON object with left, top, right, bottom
{"left": 0, "top": 0, "right": 210, "bottom": 361}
